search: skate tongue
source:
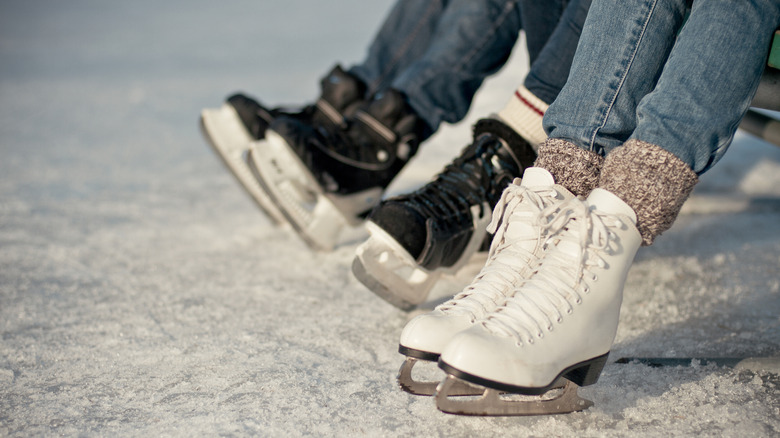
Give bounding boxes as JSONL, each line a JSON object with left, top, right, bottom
{"left": 586, "top": 189, "right": 637, "bottom": 224}
{"left": 494, "top": 168, "right": 556, "bottom": 246}
{"left": 520, "top": 167, "right": 555, "bottom": 188}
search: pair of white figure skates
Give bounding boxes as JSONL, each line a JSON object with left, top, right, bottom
{"left": 200, "top": 90, "right": 642, "bottom": 416}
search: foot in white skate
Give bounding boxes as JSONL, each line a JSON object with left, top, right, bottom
{"left": 437, "top": 188, "right": 642, "bottom": 415}
{"left": 200, "top": 104, "right": 288, "bottom": 225}
{"left": 396, "top": 168, "right": 575, "bottom": 395}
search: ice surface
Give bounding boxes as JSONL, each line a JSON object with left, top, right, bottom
{"left": 1, "top": 1, "right": 779, "bottom": 436}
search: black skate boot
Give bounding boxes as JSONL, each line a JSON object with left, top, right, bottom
{"left": 248, "top": 88, "right": 430, "bottom": 251}
{"left": 199, "top": 65, "right": 366, "bottom": 224}
{"left": 352, "top": 118, "right": 537, "bottom": 309}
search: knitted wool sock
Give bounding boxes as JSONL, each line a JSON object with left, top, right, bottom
{"left": 498, "top": 85, "right": 549, "bottom": 150}
{"left": 534, "top": 138, "right": 605, "bottom": 198}
{"left": 599, "top": 139, "right": 699, "bottom": 246}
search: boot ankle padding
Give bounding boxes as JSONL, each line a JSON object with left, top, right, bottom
{"left": 317, "top": 65, "right": 367, "bottom": 123}
{"left": 535, "top": 138, "right": 604, "bottom": 198}
{"left": 474, "top": 118, "right": 537, "bottom": 171}
{"left": 599, "top": 139, "right": 699, "bottom": 246}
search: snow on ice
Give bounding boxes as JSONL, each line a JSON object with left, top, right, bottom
{"left": 0, "top": 1, "right": 778, "bottom": 436}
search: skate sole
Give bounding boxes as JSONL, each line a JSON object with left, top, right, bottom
{"left": 352, "top": 211, "right": 491, "bottom": 310}
{"left": 199, "top": 105, "right": 287, "bottom": 225}
{"left": 439, "top": 352, "right": 610, "bottom": 396}
{"left": 248, "top": 129, "right": 365, "bottom": 251}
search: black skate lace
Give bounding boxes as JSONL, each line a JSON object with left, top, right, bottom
{"left": 395, "top": 133, "right": 519, "bottom": 227}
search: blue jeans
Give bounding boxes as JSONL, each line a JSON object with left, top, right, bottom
{"left": 349, "top": 0, "right": 592, "bottom": 132}
{"left": 544, "top": 0, "right": 780, "bottom": 175}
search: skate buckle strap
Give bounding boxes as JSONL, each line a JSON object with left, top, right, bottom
{"left": 315, "top": 99, "right": 347, "bottom": 127}
{"left": 434, "top": 182, "right": 560, "bottom": 321}
{"left": 355, "top": 111, "right": 397, "bottom": 143}
{"left": 484, "top": 197, "right": 622, "bottom": 344}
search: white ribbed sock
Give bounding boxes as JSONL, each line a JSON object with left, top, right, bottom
{"left": 497, "top": 85, "right": 549, "bottom": 150}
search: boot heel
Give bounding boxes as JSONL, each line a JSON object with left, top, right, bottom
{"left": 564, "top": 353, "right": 609, "bottom": 387}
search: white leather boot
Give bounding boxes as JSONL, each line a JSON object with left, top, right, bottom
{"left": 396, "top": 168, "right": 575, "bottom": 395}
{"left": 438, "top": 188, "right": 641, "bottom": 395}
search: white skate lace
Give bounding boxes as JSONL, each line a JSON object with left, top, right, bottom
{"left": 434, "top": 181, "right": 563, "bottom": 321}
{"left": 482, "top": 197, "right": 623, "bottom": 344}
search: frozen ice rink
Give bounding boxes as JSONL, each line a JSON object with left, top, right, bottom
{"left": 1, "top": 1, "right": 779, "bottom": 436}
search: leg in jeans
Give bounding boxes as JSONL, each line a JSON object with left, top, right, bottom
{"left": 630, "top": 0, "right": 780, "bottom": 175}
{"left": 522, "top": 0, "right": 592, "bottom": 105}
{"left": 349, "top": 0, "right": 451, "bottom": 97}
{"left": 389, "top": 0, "right": 573, "bottom": 130}
{"left": 542, "top": 0, "right": 779, "bottom": 242}
{"left": 543, "top": 0, "right": 689, "bottom": 156}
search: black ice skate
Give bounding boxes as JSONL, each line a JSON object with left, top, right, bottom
{"left": 199, "top": 65, "right": 366, "bottom": 225}
{"left": 352, "top": 119, "right": 537, "bottom": 310}
{"left": 247, "top": 87, "right": 429, "bottom": 251}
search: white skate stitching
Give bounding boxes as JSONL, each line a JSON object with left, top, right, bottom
{"left": 434, "top": 182, "right": 561, "bottom": 321}
{"left": 484, "top": 198, "right": 621, "bottom": 345}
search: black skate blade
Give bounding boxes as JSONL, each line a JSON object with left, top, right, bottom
{"left": 435, "top": 375, "right": 593, "bottom": 416}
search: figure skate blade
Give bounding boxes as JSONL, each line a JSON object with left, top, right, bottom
{"left": 397, "top": 357, "right": 485, "bottom": 396}
{"left": 435, "top": 375, "right": 593, "bottom": 416}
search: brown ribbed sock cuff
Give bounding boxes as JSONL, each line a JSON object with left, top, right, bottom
{"left": 599, "top": 139, "right": 699, "bottom": 246}
{"left": 534, "top": 138, "right": 605, "bottom": 197}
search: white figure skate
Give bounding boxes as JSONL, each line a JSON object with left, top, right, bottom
{"left": 437, "top": 188, "right": 642, "bottom": 415}
{"left": 397, "top": 168, "right": 575, "bottom": 395}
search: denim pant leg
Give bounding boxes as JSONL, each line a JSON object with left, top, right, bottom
{"left": 388, "top": 0, "right": 526, "bottom": 130}
{"left": 348, "top": 0, "right": 450, "bottom": 97}
{"left": 523, "top": 0, "right": 592, "bottom": 105}
{"left": 544, "top": 0, "right": 689, "bottom": 155}
{"left": 630, "top": 0, "right": 780, "bottom": 175}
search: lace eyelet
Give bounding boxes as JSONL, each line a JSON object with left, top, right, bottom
{"left": 566, "top": 309, "right": 573, "bottom": 314}
{"left": 527, "top": 338, "right": 534, "bottom": 344}
{"left": 556, "top": 317, "right": 563, "bottom": 323}
{"left": 537, "top": 332, "right": 543, "bottom": 338}
{"left": 591, "top": 274, "right": 598, "bottom": 281}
